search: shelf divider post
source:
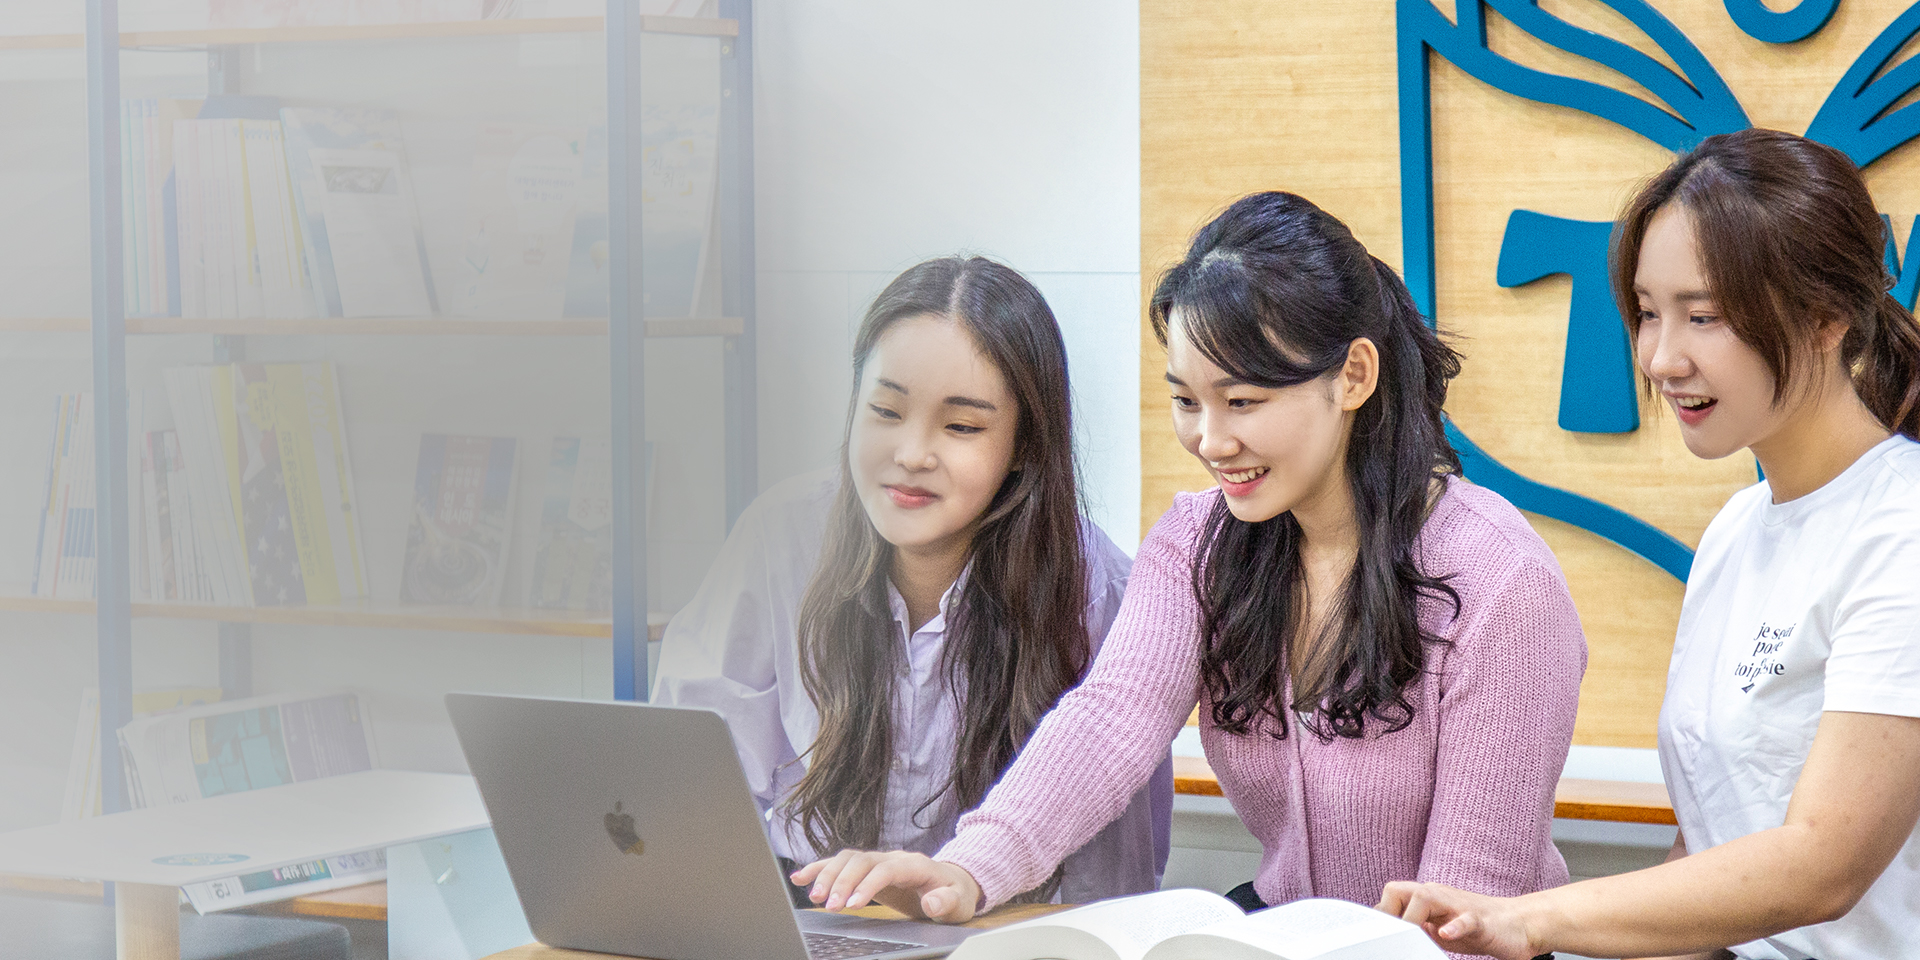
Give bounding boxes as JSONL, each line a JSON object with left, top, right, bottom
{"left": 609, "top": 0, "right": 650, "bottom": 701}
{"left": 87, "top": 0, "right": 134, "bottom": 819}
{"left": 718, "top": 0, "right": 757, "bottom": 530}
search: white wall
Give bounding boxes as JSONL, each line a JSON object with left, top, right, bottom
{"left": 751, "top": 0, "right": 1143, "bottom": 546}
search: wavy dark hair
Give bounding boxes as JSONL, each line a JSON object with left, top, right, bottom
{"left": 1612, "top": 128, "right": 1920, "bottom": 439}
{"left": 787, "top": 257, "right": 1090, "bottom": 883}
{"left": 1148, "top": 192, "right": 1463, "bottom": 741}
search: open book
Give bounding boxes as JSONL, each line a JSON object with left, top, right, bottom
{"left": 948, "top": 889, "right": 1443, "bottom": 960}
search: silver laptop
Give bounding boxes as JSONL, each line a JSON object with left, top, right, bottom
{"left": 445, "top": 693, "right": 979, "bottom": 960}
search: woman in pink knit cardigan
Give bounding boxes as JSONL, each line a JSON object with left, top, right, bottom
{"left": 794, "top": 191, "right": 1589, "bottom": 929}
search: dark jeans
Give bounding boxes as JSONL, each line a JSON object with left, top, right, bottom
{"left": 1223, "top": 881, "right": 1555, "bottom": 960}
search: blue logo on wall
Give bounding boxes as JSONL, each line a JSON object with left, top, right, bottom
{"left": 152, "top": 852, "right": 251, "bottom": 867}
{"left": 1396, "top": 0, "right": 1920, "bottom": 581}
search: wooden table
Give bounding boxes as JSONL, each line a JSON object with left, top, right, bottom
{"left": 483, "top": 904, "right": 1068, "bottom": 960}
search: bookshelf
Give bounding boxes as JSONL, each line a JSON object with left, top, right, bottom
{"left": 0, "top": 590, "right": 667, "bottom": 640}
{"left": 0, "top": 15, "right": 738, "bottom": 52}
{"left": 0, "top": 317, "right": 745, "bottom": 337}
{"left": 4, "top": 0, "right": 760, "bottom": 824}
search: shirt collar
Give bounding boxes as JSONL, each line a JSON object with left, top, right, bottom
{"left": 883, "top": 562, "right": 971, "bottom": 638}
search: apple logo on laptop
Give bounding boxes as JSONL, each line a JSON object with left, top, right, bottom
{"left": 604, "top": 801, "right": 645, "bottom": 856}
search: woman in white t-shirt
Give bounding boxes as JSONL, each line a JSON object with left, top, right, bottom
{"left": 1380, "top": 128, "right": 1920, "bottom": 959}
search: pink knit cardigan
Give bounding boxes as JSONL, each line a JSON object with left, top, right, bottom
{"left": 938, "top": 478, "right": 1587, "bottom": 910}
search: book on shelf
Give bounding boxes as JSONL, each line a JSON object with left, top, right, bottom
{"left": 640, "top": 91, "right": 721, "bottom": 319}
{"left": 111, "top": 688, "right": 387, "bottom": 912}
{"left": 528, "top": 436, "right": 615, "bottom": 612}
{"left": 211, "top": 1, "right": 514, "bottom": 29}
{"left": 947, "top": 890, "right": 1443, "bottom": 960}
{"left": 562, "top": 124, "right": 610, "bottom": 318}
{"left": 61, "top": 686, "right": 224, "bottom": 823}
{"left": 156, "top": 361, "right": 369, "bottom": 607}
{"left": 451, "top": 122, "right": 587, "bottom": 320}
{"left": 169, "top": 96, "right": 320, "bottom": 320}
{"left": 32, "top": 392, "right": 152, "bottom": 601}
{"left": 401, "top": 434, "right": 519, "bottom": 606}
{"left": 281, "top": 106, "right": 438, "bottom": 318}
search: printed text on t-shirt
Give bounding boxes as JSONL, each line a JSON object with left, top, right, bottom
{"left": 1732, "top": 623, "right": 1795, "bottom": 692}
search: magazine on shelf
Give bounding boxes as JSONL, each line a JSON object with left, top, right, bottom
{"left": 639, "top": 99, "right": 720, "bottom": 319}
{"left": 167, "top": 96, "right": 309, "bottom": 320}
{"left": 111, "top": 689, "right": 387, "bottom": 911}
{"left": 281, "top": 106, "right": 437, "bottom": 318}
{"left": 155, "top": 361, "right": 368, "bottom": 607}
{"left": 451, "top": 122, "right": 586, "bottom": 320}
{"left": 121, "top": 98, "right": 202, "bottom": 317}
{"left": 401, "top": 434, "right": 519, "bottom": 606}
{"left": 561, "top": 124, "right": 610, "bottom": 318}
{"left": 31, "top": 393, "right": 151, "bottom": 601}
{"left": 947, "top": 890, "right": 1443, "bottom": 960}
{"left": 528, "top": 436, "right": 614, "bottom": 612}
{"left": 116, "top": 689, "right": 378, "bottom": 809}
{"left": 60, "top": 687, "right": 223, "bottom": 822}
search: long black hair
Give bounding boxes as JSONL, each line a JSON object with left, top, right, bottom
{"left": 788, "top": 257, "right": 1091, "bottom": 871}
{"left": 1148, "top": 192, "right": 1463, "bottom": 741}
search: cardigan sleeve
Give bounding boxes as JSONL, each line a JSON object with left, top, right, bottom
{"left": 1416, "top": 552, "right": 1587, "bottom": 897}
{"left": 936, "top": 494, "right": 1210, "bottom": 909}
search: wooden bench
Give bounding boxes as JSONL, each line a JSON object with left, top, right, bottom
{"left": 0, "top": 874, "right": 389, "bottom": 923}
{"left": 1171, "top": 756, "right": 1677, "bottom": 825}
{"left": 253, "top": 882, "right": 388, "bottom": 922}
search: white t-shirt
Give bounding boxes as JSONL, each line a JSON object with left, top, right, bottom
{"left": 1659, "top": 435, "right": 1920, "bottom": 960}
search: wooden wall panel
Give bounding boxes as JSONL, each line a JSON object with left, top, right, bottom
{"left": 1142, "top": 1, "right": 1920, "bottom": 747}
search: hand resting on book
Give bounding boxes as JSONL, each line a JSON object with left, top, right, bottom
{"left": 1377, "top": 880, "right": 1536, "bottom": 960}
{"left": 792, "top": 849, "right": 985, "bottom": 923}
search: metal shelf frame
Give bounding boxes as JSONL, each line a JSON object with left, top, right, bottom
{"left": 77, "top": 0, "right": 756, "bottom": 812}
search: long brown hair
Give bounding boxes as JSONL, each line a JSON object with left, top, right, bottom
{"left": 1611, "top": 128, "right": 1920, "bottom": 438}
{"left": 787, "top": 257, "right": 1090, "bottom": 873}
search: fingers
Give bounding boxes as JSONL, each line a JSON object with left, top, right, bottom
{"left": 788, "top": 851, "right": 978, "bottom": 923}
{"left": 1436, "top": 911, "right": 1482, "bottom": 943}
{"left": 1378, "top": 882, "right": 1463, "bottom": 944}
{"left": 1376, "top": 880, "right": 1417, "bottom": 917}
{"left": 793, "top": 849, "right": 867, "bottom": 908}
{"left": 917, "top": 867, "right": 978, "bottom": 924}
{"left": 791, "top": 850, "right": 934, "bottom": 913}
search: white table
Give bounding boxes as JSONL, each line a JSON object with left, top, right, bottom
{"left": 0, "top": 770, "right": 489, "bottom": 960}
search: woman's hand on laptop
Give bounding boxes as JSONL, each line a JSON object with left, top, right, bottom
{"left": 792, "top": 850, "right": 982, "bottom": 923}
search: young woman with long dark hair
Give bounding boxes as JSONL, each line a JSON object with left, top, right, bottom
{"left": 795, "top": 192, "right": 1587, "bottom": 921}
{"left": 1380, "top": 130, "right": 1920, "bottom": 960}
{"left": 653, "top": 256, "right": 1170, "bottom": 906}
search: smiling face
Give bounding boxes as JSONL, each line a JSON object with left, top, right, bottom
{"left": 849, "top": 314, "right": 1020, "bottom": 559}
{"left": 1632, "top": 204, "right": 1792, "bottom": 460}
{"left": 1165, "top": 314, "right": 1372, "bottom": 524}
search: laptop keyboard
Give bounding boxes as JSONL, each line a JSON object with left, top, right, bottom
{"left": 803, "top": 931, "right": 924, "bottom": 959}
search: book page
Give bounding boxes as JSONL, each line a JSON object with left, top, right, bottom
{"left": 954, "top": 889, "right": 1244, "bottom": 960}
{"left": 1142, "top": 898, "right": 1442, "bottom": 960}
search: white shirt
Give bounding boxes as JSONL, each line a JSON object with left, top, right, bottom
{"left": 652, "top": 470, "right": 1171, "bottom": 903}
{"left": 1659, "top": 435, "right": 1920, "bottom": 960}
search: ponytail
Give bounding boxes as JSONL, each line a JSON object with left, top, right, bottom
{"left": 1850, "top": 293, "right": 1920, "bottom": 440}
